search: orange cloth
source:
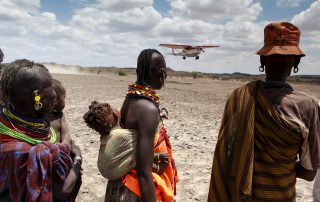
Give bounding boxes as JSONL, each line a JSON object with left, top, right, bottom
{"left": 122, "top": 124, "right": 179, "bottom": 202}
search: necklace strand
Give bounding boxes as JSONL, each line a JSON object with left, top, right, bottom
{"left": 126, "top": 83, "right": 160, "bottom": 107}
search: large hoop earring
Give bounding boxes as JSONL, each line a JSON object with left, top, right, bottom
{"left": 259, "top": 65, "right": 264, "bottom": 72}
{"left": 293, "top": 66, "right": 299, "bottom": 73}
{"left": 33, "top": 90, "right": 43, "bottom": 111}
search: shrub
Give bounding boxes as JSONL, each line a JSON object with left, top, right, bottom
{"left": 192, "top": 71, "right": 202, "bottom": 79}
{"left": 118, "top": 69, "right": 127, "bottom": 76}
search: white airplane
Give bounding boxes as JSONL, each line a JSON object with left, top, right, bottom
{"left": 159, "top": 43, "right": 219, "bottom": 60}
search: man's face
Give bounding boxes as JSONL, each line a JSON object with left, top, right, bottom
{"left": 148, "top": 53, "right": 166, "bottom": 90}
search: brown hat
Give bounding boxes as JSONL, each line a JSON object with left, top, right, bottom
{"left": 256, "top": 22, "right": 305, "bottom": 57}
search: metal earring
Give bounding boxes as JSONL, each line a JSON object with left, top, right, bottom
{"left": 259, "top": 65, "right": 264, "bottom": 72}
{"left": 33, "top": 90, "right": 43, "bottom": 111}
{"left": 293, "top": 66, "right": 299, "bottom": 73}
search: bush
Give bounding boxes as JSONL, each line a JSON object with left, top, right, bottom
{"left": 191, "top": 71, "right": 202, "bottom": 79}
{"left": 118, "top": 69, "right": 127, "bottom": 76}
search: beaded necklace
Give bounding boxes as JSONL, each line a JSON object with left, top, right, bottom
{"left": 0, "top": 108, "right": 56, "bottom": 144}
{"left": 126, "top": 83, "right": 160, "bottom": 108}
{"left": 0, "top": 122, "right": 56, "bottom": 145}
{"left": 4, "top": 108, "right": 46, "bottom": 128}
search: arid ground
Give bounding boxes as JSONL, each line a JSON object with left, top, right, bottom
{"left": 51, "top": 69, "right": 320, "bottom": 202}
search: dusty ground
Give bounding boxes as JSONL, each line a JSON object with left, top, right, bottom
{"left": 52, "top": 72, "right": 320, "bottom": 202}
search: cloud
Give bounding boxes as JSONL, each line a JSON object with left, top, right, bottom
{"left": 276, "top": 0, "right": 306, "bottom": 8}
{"left": 292, "top": 1, "right": 320, "bottom": 33}
{"left": 96, "top": 0, "right": 152, "bottom": 11}
{"left": 0, "top": 0, "right": 319, "bottom": 74}
{"left": 169, "top": 0, "right": 260, "bottom": 21}
{"left": 70, "top": 3, "right": 162, "bottom": 33}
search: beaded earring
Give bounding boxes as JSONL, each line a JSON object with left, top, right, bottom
{"left": 33, "top": 90, "right": 43, "bottom": 111}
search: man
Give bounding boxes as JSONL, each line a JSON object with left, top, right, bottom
{"left": 208, "top": 22, "right": 320, "bottom": 202}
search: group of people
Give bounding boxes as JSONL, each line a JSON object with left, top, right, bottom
{"left": 0, "top": 21, "right": 319, "bottom": 202}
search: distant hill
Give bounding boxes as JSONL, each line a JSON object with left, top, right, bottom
{"left": 42, "top": 62, "right": 320, "bottom": 84}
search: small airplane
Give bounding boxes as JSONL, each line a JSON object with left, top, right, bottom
{"left": 159, "top": 43, "right": 219, "bottom": 60}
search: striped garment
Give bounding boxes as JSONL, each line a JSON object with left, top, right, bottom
{"left": 0, "top": 141, "right": 74, "bottom": 202}
{"left": 208, "top": 80, "right": 312, "bottom": 202}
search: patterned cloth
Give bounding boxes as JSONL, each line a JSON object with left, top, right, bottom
{"left": 0, "top": 141, "right": 74, "bottom": 202}
{"left": 98, "top": 128, "right": 137, "bottom": 180}
{"left": 105, "top": 179, "right": 140, "bottom": 202}
{"left": 122, "top": 125, "right": 179, "bottom": 202}
{"left": 208, "top": 80, "right": 320, "bottom": 202}
{"left": 102, "top": 125, "right": 178, "bottom": 202}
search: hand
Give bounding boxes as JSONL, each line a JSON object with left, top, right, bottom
{"left": 154, "top": 152, "right": 169, "bottom": 164}
{"left": 155, "top": 161, "right": 169, "bottom": 175}
{"left": 153, "top": 152, "right": 170, "bottom": 175}
{"left": 70, "top": 139, "right": 82, "bottom": 159}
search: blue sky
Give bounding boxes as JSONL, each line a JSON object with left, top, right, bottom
{"left": 1, "top": 0, "right": 320, "bottom": 74}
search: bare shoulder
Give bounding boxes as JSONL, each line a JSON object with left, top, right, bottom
{"left": 134, "top": 99, "right": 160, "bottom": 119}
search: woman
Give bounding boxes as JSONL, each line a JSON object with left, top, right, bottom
{"left": 0, "top": 59, "right": 82, "bottom": 201}
{"left": 103, "top": 49, "right": 178, "bottom": 202}
{"left": 208, "top": 22, "right": 320, "bottom": 202}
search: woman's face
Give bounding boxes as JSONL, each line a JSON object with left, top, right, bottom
{"left": 148, "top": 53, "right": 167, "bottom": 90}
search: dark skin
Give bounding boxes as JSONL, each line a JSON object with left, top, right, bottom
{"left": 7, "top": 66, "right": 81, "bottom": 200}
{"left": 121, "top": 53, "right": 166, "bottom": 202}
{"left": 48, "top": 92, "right": 71, "bottom": 144}
{"left": 261, "top": 54, "right": 317, "bottom": 181}
{"left": 9, "top": 67, "right": 56, "bottom": 118}
{"left": 83, "top": 101, "right": 169, "bottom": 174}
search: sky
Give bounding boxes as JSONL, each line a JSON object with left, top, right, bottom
{"left": 0, "top": 0, "right": 319, "bottom": 74}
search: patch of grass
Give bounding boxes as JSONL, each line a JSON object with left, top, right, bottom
{"left": 118, "top": 69, "right": 127, "bottom": 76}
{"left": 191, "top": 71, "right": 202, "bottom": 79}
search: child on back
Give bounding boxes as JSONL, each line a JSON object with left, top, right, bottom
{"left": 83, "top": 101, "right": 170, "bottom": 180}
{"left": 47, "top": 79, "right": 70, "bottom": 144}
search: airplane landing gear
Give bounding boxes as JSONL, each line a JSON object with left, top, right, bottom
{"left": 183, "top": 56, "right": 186, "bottom": 60}
{"left": 195, "top": 56, "right": 199, "bottom": 60}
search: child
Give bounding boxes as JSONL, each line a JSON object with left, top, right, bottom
{"left": 83, "top": 101, "right": 169, "bottom": 180}
{"left": 47, "top": 79, "right": 70, "bottom": 144}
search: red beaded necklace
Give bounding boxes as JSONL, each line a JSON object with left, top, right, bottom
{"left": 126, "top": 83, "right": 160, "bottom": 107}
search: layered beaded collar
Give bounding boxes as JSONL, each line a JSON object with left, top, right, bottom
{"left": 126, "top": 83, "right": 160, "bottom": 108}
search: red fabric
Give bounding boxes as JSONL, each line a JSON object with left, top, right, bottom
{"left": 0, "top": 141, "right": 72, "bottom": 202}
{"left": 122, "top": 125, "right": 179, "bottom": 202}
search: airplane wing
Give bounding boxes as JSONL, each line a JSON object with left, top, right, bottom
{"left": 196, "top": 45, "right": 219, "bottom": 49}
{"left": 159, "top": 44, "right": 192, "bottom": 49}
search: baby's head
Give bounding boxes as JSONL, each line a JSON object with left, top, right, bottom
{"left": 52, "top": 79, "right": 66, "bottom": 113}
{"left": 83, "top": 101, "right": 119, "bottom": 135}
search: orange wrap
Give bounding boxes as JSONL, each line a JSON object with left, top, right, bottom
{"left": 122, "top": 124, "right": 179, "bottom": 202}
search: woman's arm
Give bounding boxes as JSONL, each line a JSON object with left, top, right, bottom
{"left": 136, "top": 100, "right": 160, "bottom": 202}
{"left": 52, "top": 142, "right": 82, "bottom": 200}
